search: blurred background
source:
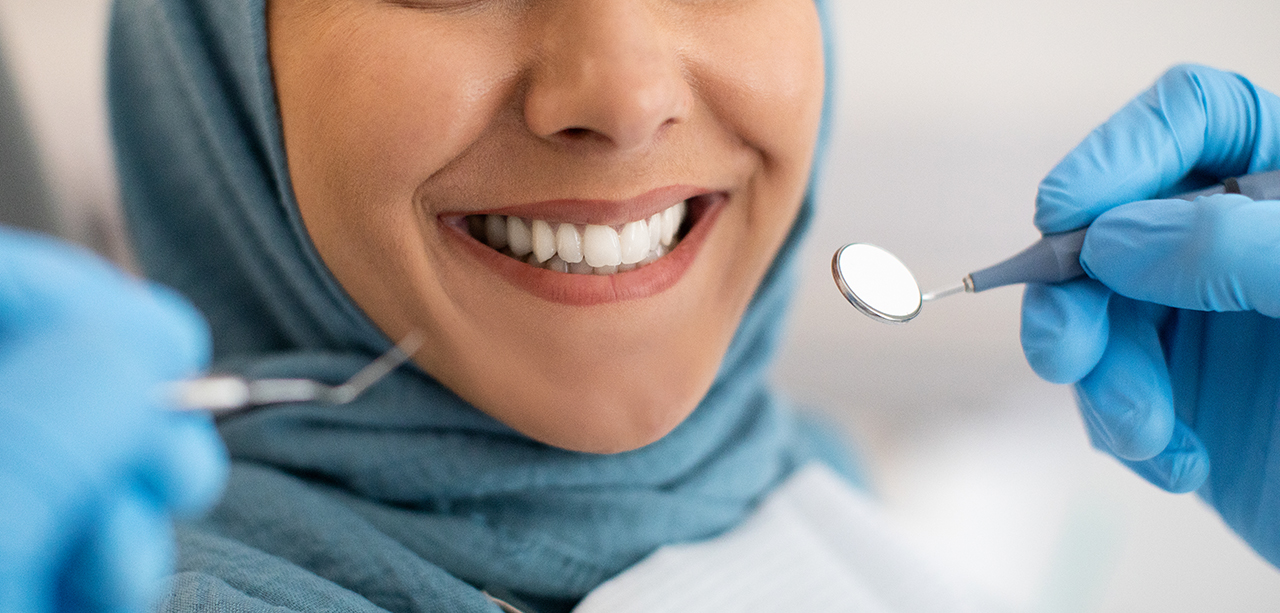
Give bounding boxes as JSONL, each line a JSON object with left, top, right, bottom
{"left": 0, "top": 0, "right": 1278, "bottom": 610}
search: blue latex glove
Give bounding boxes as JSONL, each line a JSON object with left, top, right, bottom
{"left": 0, "top": 228, "right": 227, "bottom": 612}
{"left": 1021, "top": 65, "right": 1280, "bottom": 565}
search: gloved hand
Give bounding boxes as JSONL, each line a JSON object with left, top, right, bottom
{"left": 0, "top": 228, "right": 227, "bottom": 612}
{"left": 1021, "top": 64, "right": 1280, "bottom": 565}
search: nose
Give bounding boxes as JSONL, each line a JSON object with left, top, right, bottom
{"left": 523, "top": 0, "right": 692, "bottom": 153}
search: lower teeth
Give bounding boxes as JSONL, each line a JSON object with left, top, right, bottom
{"left": 512, "top": 243, "right": 672, "bottom": 275}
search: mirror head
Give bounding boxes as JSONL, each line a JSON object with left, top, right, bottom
{"left": 831, "top": 243, "right": 922, "bottom": 323}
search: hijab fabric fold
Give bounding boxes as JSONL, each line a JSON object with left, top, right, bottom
{"left": 109, "top": 0, "right": 838, "bottom": 610}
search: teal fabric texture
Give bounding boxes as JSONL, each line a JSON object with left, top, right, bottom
{"left": 109, "top": 0, "right": 838, "bottom": 611}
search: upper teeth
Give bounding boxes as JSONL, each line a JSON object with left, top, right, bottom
{"left": 477, "top": 200, "right": 688, "bottom": 274}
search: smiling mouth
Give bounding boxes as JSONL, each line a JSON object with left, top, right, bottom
{"left": 439, "top": 191, "right": 722, "bottom": 305}
{"left": 461, "top": 197, "right": 700, "bottom": 275}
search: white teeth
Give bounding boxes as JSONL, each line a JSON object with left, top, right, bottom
{"left": 582, "top": 224, "right": 622, "bottom": 267}
{"left": 507, "top": 217, "right": 533, "bottom": 257}
{"left": 556, "top": 223, "right": 584, "bottom": 264}
{"left": 641, "top": 244, "right": 665, "bottom": 265}
{"left": 648, "top": 213, "right": 663, "bottom": 252}
{"left": 485, "top": 215, "right": 508, "bottom": 250}
{"left": 619, "top": 220, "right": 649, "bottom": 265}
{"left": 545, "top": 254, "right": 569, "bottom": 273}
{"left": 661, "top": 200, "right": 685, "bottom": 246}
{"left": 473, "top": 199, "right": 691, "bottom": 274}
{"left": 531, "top": 219, "right": 556, "bottom": 263}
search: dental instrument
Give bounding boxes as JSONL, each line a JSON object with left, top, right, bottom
{"left": 833, "top": 169, "right": 1280, "bottom": 323}
{"left": 170, "top": 332, "right": 424, "bottom": 415}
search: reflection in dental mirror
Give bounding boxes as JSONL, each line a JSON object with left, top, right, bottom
{"left": 831, "top": 243, "right": 922, "bottom": 323}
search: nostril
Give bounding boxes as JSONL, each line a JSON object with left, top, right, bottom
{"left": 552, "top": 121, "right": 669, "bottom": 151}
{"left": 554, "top": 127, "right": 615, "bottom": 147}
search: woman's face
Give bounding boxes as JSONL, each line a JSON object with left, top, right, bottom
{"left": 268, "top": 0, "right": 824, "bottom": 453}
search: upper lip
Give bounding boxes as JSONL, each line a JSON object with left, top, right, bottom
{"left": 438, "top": 185, "right": 714, "bottom": 227}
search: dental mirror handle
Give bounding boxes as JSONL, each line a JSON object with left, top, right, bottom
{"left": 965, "top": 228, "right": 1086, "bottom": 292}
{"left": 962, "top": 169, "right": 1280, "bottom": 293}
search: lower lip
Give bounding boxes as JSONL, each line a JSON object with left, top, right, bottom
{"left": 441, "top": 195, "right": 725, "bottom": 306}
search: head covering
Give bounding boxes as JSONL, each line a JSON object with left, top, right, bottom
{"left": 110, "top": 0, "right": 838, "bottom": 611}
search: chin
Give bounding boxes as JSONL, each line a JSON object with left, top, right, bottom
{"left": 476, "top": 364, "right": 714, "bottom": 455}
{"left": 538, "top": 402, "right": 699, "bottom": 455}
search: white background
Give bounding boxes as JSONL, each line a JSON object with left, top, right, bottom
{"left": 3, "top": 0, "right": 1279, "bottom": 610}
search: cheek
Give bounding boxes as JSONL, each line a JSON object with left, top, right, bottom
{"left": 680, "top": 0, "right": 824, "bottom": 234}
{"left": 273, "top": 8, "right": 530, "bottom": 339}
{"left": 685, "top": 1, "right": 824, "bottom": 156}
{"left": 275, "top": 11, "right": 519, "bottom": 231}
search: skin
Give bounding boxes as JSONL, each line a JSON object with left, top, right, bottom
{"left": 268, "top": 0, "right": 824, "bottom": 453}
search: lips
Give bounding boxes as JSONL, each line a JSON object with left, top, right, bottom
{"left": 439, "top": 188, "right": 724, "bottom": 305}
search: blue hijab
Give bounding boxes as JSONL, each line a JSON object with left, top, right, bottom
{"left": 109, "top": 1, "right": 839, "bottom": 611}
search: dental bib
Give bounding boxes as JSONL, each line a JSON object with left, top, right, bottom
{"left": 574, "top": 464, "right": 998, "bottom": 613}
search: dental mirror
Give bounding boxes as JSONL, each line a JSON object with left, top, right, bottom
{"left": 832, "top": 169, "right": 1280, "bottom": 324}
{"left": 831, "top": 243, "right": 923, "bottom": 323}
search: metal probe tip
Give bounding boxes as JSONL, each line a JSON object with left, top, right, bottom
{"left": 921, "top": 282, "right": 967, "bottom": 302}
{"left": 170, "top": 331, "right": 424, "bottom": 414}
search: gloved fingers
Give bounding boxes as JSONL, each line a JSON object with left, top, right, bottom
{"left": 0, "top": 578, "right": 47, "bottom": 613}
{"left": 1036, "top": 65, "right": 1280, "bottom": 234}
{"left": 0, "top": 477, "right": 57, "bottom": 613}
{"left": 1116, "top": 420, "right": 1210, "bottom": 494}
{"left": 1020, "top": 279, "right": 1111, "bottom": 384}
{"left": 132, "top": 281, "right": 212, "bottom": 379}
{"left": 61, "top": 487, "right": 173, "bottom": 613}
{"left": 0, "top": 228, "right": 134, "bottom": 330}
{"left": 0, "top": 228, "right": 211, "bottom": 379}
{"left": 1073, "top": 297, "right": 1175, "bottom": 461}
{"left": 141, "top": 414, "right": 228, "bottom": 517}
{"left": 1082, "top": 195, "right": 1280, "bottom": 317}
